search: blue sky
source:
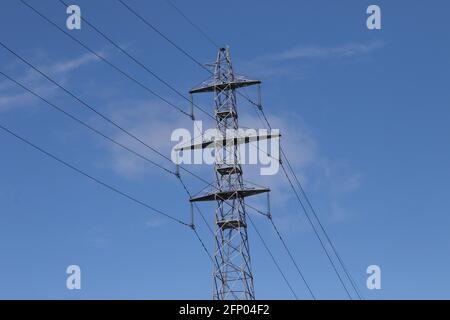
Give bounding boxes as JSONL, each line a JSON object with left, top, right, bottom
{"left": 0, "top": 0, "right": 449, "bottom": 299}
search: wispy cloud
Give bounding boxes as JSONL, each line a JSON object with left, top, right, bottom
{"left": 96, "top": 99, "right": 191, "bottom": 179}
{"left": 262, "top": 41, "right": 384, "bottom": 62}
{"left": 41, "top": 52, "right": 100, "bottom": 75}
{"left": 0, "top": 52, "right": 100, "bottom": 113}
{"left": 89, "top": 96, "right": 363, "bottom": 233}
{"left": 0, "top": 92, "right": 33, "bottom": 112}
{"left": 236, "top": 110, "right": 363, "bottom": 235}
{"left": 240, "top": 41, "right": 384, "bottom": 78}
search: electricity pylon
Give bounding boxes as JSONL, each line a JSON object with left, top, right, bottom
{"left": 178, "top": 47, "right": 279, "bottom": 300}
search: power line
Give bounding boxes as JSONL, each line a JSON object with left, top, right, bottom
{"left": 279, "top": 157, "right": 352, "bottom": 299}
{"left": 163, "top": 0, "right": 220, "bottom": 49}
{"left": 0, "top": 35, "right": 223, "bottom": 269}
{"left": 246, "top": 214, "right": 298, "bottom": 300}
{"left": 117, "top": 1, "right": 321, "bottom": 299}
{"left": 0, "top": 40, "right": 170, "bottom": 164}
{"left": 244, "top": 94, "right": 362, "bottom": 298}
{"left": 246, "top": 94, "right": 356, "bottom": 297}
{"left": 0, "top": 38, "right": 266, "bottom": 229}
{"left": 238, "top": 67, "right": 363, "bottom": 298}
{"left": 0, "top": 40, "right": 215, "bottom": 189}
{"left": 0, "top": 122, "right": 222, "bottom": 266}
{"left": 20, "top": 0, "right": 318, "bottom": 299}
{"left": 17, "top": 1, "right": 277, "bottom": 213}
{"left": 281, "top": 148, "right": 364, "bottom": 300}
{"left": 55, "top": 0, "right": 213, "bottom": 120}
{"left": 118, "top": 0, "right": 212, "bottom": 72}
{"left": 111, "top": 0, "right": 290, "bottom": 196}
{"left": 267, "top": 216, "right": 316, "bottom": 299}
{"left": 0, "top": 123, "right": 188, "bottom": 227}
{"left": 0, "top": 43, "right": 223, "bottom": 231}
{"left": 117, "top": 0, "right": 263, "bottom": 117}
{"left": 212, "top": 30, "right": 361, "bottom": 297}
{"left": 192, "top": 227, "right": 214, "bottom": 262}
{"left": 242, "top": 203, "right": 315, "bottom": 299}
{"left": 180, "top": 164, "right": 297, "bottom": 299}
{"left": 119, "top": 0, "right": 357, "bottom": 298}
{"left": 0, "top": 67, "right": 222, "bottom": 265}
{"left": 18, "top": 0, "right": 190, "bottom": 118}
{"left": 0, "top": 65, "right": 223, "bottom": 264}
{"left": 15, "top": 1, "right": 235, "bottom": 242}
{"left": 14, "top": 0, "right": 290, "bottom": 296}
{"left": 0, "top": 69, "right": 175, "bottom": 176}
{"left": 250, "top": 97, "right": 363, "bottom": 299}
{"left": 113, "top": 2, "right": 284, "bottom": 173}
{"left": 120, "top": 1, "right": 321, "bottom": 298}
{"left": 0, "top": 29, "right": 246, "bottom": 288}
{"left": 0, "top": 43, "right": 227, "bottom": 277}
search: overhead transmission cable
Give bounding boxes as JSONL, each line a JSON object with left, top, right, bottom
{"left": 16, "top": 1, "right": 274, "bottom": 215}
{"left": 0, "top": 39, "right": 224, "bottom": 271}
{"left": 0, "top": 70, "right": 175, "bottom": 176}
{"left": 0, "top": 40, "right": 212, "bottom": 187}
{"left": 236, "top": 87, "right": 363, "bottom": 299}
{"left": 0, "top": 39, "right": 259, "bottom": 287}
{"left": 0, "top": 53, "right": 234, "bottom": 283}
{"left": 0, "top": 38, "right": 267, "bottom": 230}
{"left": 17, "top": 0, "right": 307, "bottom": 299}
{"left": 55, "top": 0, "right": 213, "bottom": 120}
{"left": 163, "top": 0, "right": 220, "bottom": 49}
{"left": 115, "top": 0, "right": 317, "bottom": 299}
{"left": 246, "top": 214, "right": 298, "bottom": 300}
{"left": 0, "top": 123, "right": 227, "bottom": 268}
{"left": 130, "top": 0, "right": 362, "bottom": 299}
{"left": 245, "top": 94, "right": 363, "bottom": 299}
{"left": 281, "top": 147, "right": 364, "bottom": 300}
{"left": 0, "top": 123, "right": 187, "bottom": 227}
{"left": 116, "top": 0, "right": 318, "bottom": 299}
{"left": 114, "top": 1, "right": 306, "bottom": 296}
{"left": 117, "top": 0, "right": 263, "bottom": 113}
{"left": 18, "top": 0, "right": 189, "bottom": 118}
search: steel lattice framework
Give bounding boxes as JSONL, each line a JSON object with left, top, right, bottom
{"left": 188, "top": 47, "right": 270, "bottom": 300}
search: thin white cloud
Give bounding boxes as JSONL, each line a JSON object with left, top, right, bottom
{"left": 41, "top": 52, "right": 100, "bottom": 75}
{"left": 0, "top": 92, "right": 33, "bottom": 112}
{"left": 91, "top": 98, "right": 363, "bottom": 233}
{"left": 240, "top": 41, "right": 384, "bottom": 78}
{"left": 235, "top": 110, "right": 363, "bottom": 235}
{"left": 0, "top": 51, "right": 101, "bottom": 113}
{"left": 263, "top": 41, "right": 384, "bottom": 62}
{"left": 97, "top": 99, "right": 190, "bottom": 179}
{"left": 323, "top": 161, "right": 363, "bottom": 196}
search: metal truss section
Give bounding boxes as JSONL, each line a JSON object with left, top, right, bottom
{"left": 189, "top": 47, "right": 271, "bottom": 300}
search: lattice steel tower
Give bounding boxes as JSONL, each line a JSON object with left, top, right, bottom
{"left": 184, "top": 47, "right": 272, "bottom": 300}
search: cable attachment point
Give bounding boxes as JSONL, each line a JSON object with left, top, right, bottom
{"left": 175, "top": 152, "right": 180, "bottom": 178}
{"left": 189, "top": 94, "right": 195, "bottom": 121}
{"left": 190, "top": 202, "right": 195, "bottom": 229}
{"left": 257, "top": 83, "right": 263, "bottom": 111}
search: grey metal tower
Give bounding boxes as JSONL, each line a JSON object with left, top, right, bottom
{"left": 182, "top": 47, "right": 273, "bottom": 300}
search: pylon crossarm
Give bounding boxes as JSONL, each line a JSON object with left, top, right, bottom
{"left": 189, "top": 188, "right": 270, "bottom": 202}
{"left": 175, "top": 132, "right": 281, "bottom": 151}
{"left": 189, "top": 79, "right": 261, "bottom": 94}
